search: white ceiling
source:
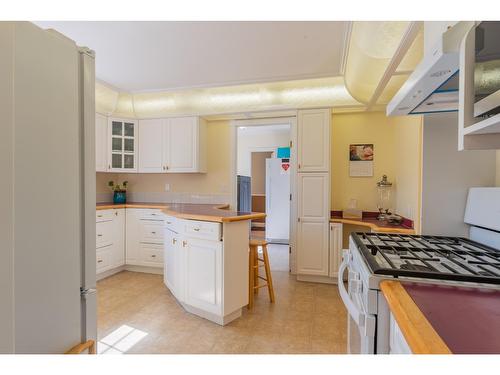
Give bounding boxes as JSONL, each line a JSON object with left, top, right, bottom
{"left": 34, "top": 21, "right": 348, "bottom": 92}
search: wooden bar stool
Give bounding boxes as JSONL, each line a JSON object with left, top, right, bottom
{"left": 248, "top": 238, "right": 275, "bottom": 309}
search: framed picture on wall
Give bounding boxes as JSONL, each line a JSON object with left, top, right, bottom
{"left": 349, "top": 144, "right": 374, "bottom": 176}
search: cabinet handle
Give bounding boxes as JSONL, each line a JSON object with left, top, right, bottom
{"left": 182, "top": 240, "right": 187, "bottom": 248}
{"left": 115, "top": 212, "right": 118, "bottom": 216}
{"left": 97, "top": 215, "right": 103, "bottom": 218}
{"left": 97, "top": 260, "right": 103, "bottom": 263}
{"left": 193, "top": 228, "right": 200, "bottom": 232}
{"left": 97, "top": 234, "right": 103, "bottom": 237}
{"left": 163, "top": 166, "right": 166, "bottom": 171}
{"left": 108, "top": 164, "right": 111, "bottom": 169}
{"left": 166, "top": 221, "right": 172, "bottom": 225}
{"left": 298, "top": 163, "right": 301, "bottom": 169}
{"left": 151, "top": 254, "right": 156, "bottom": 258}
{"left": 166, "top": 166, "right": 169, "bottom": 170}
{"left": 172, "top": 238, "right": 177, "bottom": 244}
{"left": 151, "top": 231, "right": 156, "bottom": 234}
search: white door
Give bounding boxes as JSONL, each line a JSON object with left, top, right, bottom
{"left": 95, "top": 113, "right": 108, "bottom": 172}
{"left": 138, "top": 119, "right": 164, "bottom": 173}
{"left": 165, "top": 117, "right": 197, "bottom": 172}
{"left": 108, "top": 118, "right": 138, "bottom": 172}
{"left": 296, "top": 173, "right": 330, "bottom": 276}
{"left": 297, "top": 109, "right": 330, "bottom": 172}
{"left": 265, "top": 158, "right": 290, "bottom": 242}
{"left": 184, "top": 238, "right": 222, "bottom": 315}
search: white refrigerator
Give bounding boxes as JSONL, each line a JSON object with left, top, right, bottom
{"left": 0, "top": 22, "right": 96, "bottom": 353}
{"left": 265, "top": 158, "right": 290, "bottom": 243}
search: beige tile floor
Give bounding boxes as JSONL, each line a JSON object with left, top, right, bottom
{"left": 97, "top": 270, "right": 347, "bottom": 354}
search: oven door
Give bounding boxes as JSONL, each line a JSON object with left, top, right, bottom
{"left": 338, "top": 250, "right": 376, "bottom": 354}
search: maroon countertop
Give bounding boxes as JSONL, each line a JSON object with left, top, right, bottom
{"left": 403, "top": 283, "right": 500, "bottom": 354}
{"left": 330, "top": 210, "right": 414, "bottom": 234}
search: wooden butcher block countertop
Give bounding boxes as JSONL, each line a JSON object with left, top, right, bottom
{"left": 381, "top": 280, "right": 500, "bottom": 354}
{"left": 96, "top": 202, "right": 266, "bottom": 223}
{"left": 330, "top": 214, "right": 415, "bottom": 234}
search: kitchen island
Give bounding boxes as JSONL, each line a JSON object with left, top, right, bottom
{"left": 381, "top": 280, "right": 500, "bottom": 354}
{"left": 96, "top": 202, "right": 265, "bottom": 325}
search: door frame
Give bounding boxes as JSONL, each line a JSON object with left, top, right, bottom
{"left": 229, "top": 115, "right": 297, "bottom": 273}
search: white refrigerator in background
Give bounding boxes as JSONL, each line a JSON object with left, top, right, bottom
{"left": 0, "top": 22, "right": 96, "bottom": 353}
{"left": 265, "top": 158, "right": 290, "bottom": 243}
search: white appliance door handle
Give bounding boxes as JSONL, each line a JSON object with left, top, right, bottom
{"left": 338, "top": 253, "right": 363, "bottom": 327}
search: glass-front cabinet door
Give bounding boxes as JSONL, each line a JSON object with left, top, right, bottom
{"left": 108, "top": 118, "right": 138, "bottom": 172}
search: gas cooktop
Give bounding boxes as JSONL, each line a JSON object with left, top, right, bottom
{"left": 351, "top": 232, "right": 500, "bottom": 285}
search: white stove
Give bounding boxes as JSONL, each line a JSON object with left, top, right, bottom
{"left": 338, "top": 187, "right": 500, "bottom": 354}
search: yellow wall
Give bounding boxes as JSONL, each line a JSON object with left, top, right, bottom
{"left": 331, "top": 112, "right": 396, "bottom": 211}
{"left": 331, "top": 112, "right": 423, "bottom": 231}
{"left": 97, "top": 120, "right": 232, "bottom": 195}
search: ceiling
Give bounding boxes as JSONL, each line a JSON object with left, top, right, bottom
{"left": 35, "top": 21, "right": 349, "bottom": 93}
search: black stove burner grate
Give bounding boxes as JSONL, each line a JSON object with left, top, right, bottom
{"left": 351, "top": 232, "right": 500, "bottom": 285}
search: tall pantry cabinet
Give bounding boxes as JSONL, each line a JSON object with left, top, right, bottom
{"left": 295, "top": 109, "right": 331, "bottom": 280}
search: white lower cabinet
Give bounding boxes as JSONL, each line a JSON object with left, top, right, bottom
{"left": 163, "top": 218, "right": 249, "bottom": 325}
{"left": 329, "top": 222, "right": 343, "bottom": 279}
{"left": 296, "top": 173, "right": 330, "bottom": 277}
{"left": 96, "top": 208, "right": 125, "bottom": 276}
{"left": 389, "top": 312, "right": 412, "bottom": 354}
{"left": 126, "top": 208, "right": 164, "bottom": 268}
{"left": 184, "top": 237, "right": 222, "bottom": 315}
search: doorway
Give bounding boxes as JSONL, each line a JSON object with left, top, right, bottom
{"left": 235, "top": 122, "right": 292, "bottom": 272}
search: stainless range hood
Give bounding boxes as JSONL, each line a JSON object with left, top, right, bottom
{"left": 387, "top": 22, "right": 475, "bottom": 116}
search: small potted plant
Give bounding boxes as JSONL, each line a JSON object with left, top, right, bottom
{"left": 108, "top": 180, "right": 128, "bottom": 204}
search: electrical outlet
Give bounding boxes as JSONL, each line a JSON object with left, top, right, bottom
{"left": 164, "top": 183, "right": 170, "bottom": 192}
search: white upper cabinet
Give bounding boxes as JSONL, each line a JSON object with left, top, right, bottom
{"left": 138, "top": 119, "right": 164, "bottom": 173}
{"left": 164, "top": 117, "right": 207, "bottom": 173}
{"left": 95, "top": 113, "right": 108, "bottom": 172}
{"left": 297, "top": 108, "right": 331, "bottom": 172}
{"left": 108, "top": 117, "right": 138, "bottom": 172}
{"left": 137, "top": 116, "right": 207, "bottom": 173}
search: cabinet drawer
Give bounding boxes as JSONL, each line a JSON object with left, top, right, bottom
{"left": 96, "top": 210, "right": 114, "bottom": 222}
{"left": 140, "top": 244, "right": 164, "bottom": 266}
{"left": 96, "top": 245, "right": 112, "bottom": 272}
{"left": 138, "top": 209, "right": 164, "bottom": 221}
{"left": 182, "top": 220, "right": 221, "bottom": 241}
{"left": 140, "top": 220, "right": 164, "bottom": 244}
{"left": 96, "top": 220, "right": 113, "bottom": 248}
{"left": 163, "top": 215, "right": 178, "bottom": 232}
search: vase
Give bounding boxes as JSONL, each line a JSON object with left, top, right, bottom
{"left": 113, "top": 191, "right": 126, "bottom": 204}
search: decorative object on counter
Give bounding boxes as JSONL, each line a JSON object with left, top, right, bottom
{"left": 343, "top": 198, "right": 362, "bottom": 219}
{"left": 108, "top": 180, "right": 128, "bottom": 204}
{"left": 376, "top": 174, "right": 393, "bottom": 221}
{"left": 349, "top": 143, "right": 374, "bottom": 177}
{"left": 386, "top": 213, "right": 403, "bottom": 225}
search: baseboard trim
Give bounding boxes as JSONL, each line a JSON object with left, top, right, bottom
{"left": 181, "top": 302, "right": 242, "bottom": 326}
{"left": 296, "top": 274, "right": 338, "bottom": 285}
{"left": 124, "top": 265, "right": 164, "bottom": 275}
{"left": 97, "top": 264, "right": 163, "bottom": 281}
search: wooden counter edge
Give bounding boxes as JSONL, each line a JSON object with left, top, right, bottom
{"left": 380, "top": 280, "right": 452, "bottom": 354}
{"left": 96, "top": 203, "right": 266, "bottom": 222}
{"left": 330, "top": 218, "right": 415, "bottom": 234}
